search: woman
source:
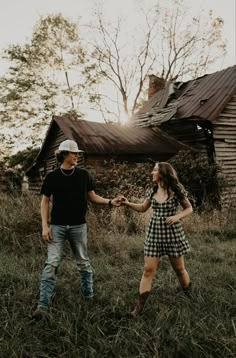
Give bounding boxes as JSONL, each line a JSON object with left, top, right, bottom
{"left": 121, "top": 162, "right": 193, "bottom": 317}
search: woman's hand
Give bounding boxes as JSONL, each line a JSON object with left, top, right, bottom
{"left": 119, "top": 196, "right": 129, "bottom": 205}
{"left": 165, "top": 214, "right": 180, "bottom": 225}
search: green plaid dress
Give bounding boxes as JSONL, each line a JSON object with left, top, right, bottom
{"left": 144, "top": 187, "right": 190, "bottom": 257}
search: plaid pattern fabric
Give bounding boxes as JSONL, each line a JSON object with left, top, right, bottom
{"left": 144, "top": 188, "right": 190, "bottom": 257}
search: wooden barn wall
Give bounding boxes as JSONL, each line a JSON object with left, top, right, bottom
{"left": 213, "top": 94, "right": 236, "bottom": 208}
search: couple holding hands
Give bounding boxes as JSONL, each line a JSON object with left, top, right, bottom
{"left": 32, "top": 140, "right": 193, "bottom": 319}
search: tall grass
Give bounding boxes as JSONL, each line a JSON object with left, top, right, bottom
{"left": 0, "top": 192, "right": 235, "bottom": 358}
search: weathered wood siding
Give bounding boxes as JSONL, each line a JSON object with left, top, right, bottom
{"left": 213, "top": 94, "right": 236, "bottom": 208}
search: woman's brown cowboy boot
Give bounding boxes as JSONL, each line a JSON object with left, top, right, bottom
{"left": 130, "top": 291, "right": 150, "bottom": 317}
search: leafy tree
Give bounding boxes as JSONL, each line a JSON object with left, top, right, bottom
{"left": 3, "top": 147, "right": 40, "bottom": 171}
{"left": 0, "top": 14, "right": 92, "bottom": 154}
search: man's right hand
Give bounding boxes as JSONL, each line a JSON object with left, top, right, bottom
{"left": 42, "top": 226, "right": 52, "bottom": 242}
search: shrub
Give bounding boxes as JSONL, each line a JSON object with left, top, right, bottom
{"left": 90, "top": 160, "right": 153, "bottom": 199}
{"left": 3, "top": 168, "right": 23, "bottom": 192}
{"left": 169, "top": 151, "right": 223, "bottom": 208}
{"left": 90, "top": 152, "right": 222, "bottom": 210}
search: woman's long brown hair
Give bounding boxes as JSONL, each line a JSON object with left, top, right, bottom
{"left": 156, "top": 162, "right": 186, "bottom": 200}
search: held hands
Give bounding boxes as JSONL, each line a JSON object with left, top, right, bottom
{"left": 111, "top": 196, "right": 129, "bottom": 207}
{"left": 118, "top": 196, "right": 129, "bottom": 205}
{"left": 110, "top": 196, "right": 122, "bottom": 207}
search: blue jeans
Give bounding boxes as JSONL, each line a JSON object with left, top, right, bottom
{"left": 38, "top": 223, "right": 93, "bottom": 308}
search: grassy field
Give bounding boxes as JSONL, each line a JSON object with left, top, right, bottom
{"left": 0, "top": 192, "right": 235, "bottom": 358}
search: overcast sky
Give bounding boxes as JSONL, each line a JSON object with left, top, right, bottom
{"left": 0, "top": 0, "right": 235, "bottom": 76}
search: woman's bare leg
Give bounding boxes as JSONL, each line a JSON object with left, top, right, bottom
{"left": 139, "top": 256, "right": 160, "bottom": 293}
{"left": 169, "top": 255, "right": 190, "bottom": 288}
{"left": 130, "top": 256, "right": 160, "bottom": 317}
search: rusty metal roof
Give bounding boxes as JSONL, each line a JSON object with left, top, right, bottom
{"left": 54, "top": 115, "right": 191, "bottom": 155}
{"left": 133, "top": 65, "right": 236, "bottom": 125}
{"left": 26, "top": 115, "right": 196, "bottom": 176}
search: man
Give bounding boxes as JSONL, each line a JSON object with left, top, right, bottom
{"left": 32, "top": 139, "right": 120, "bottom": 319}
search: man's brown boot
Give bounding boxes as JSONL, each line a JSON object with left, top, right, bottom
{"left": 130, "top": 291, "right": 150, "bottom": 317}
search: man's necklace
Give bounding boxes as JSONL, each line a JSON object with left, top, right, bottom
{"left": 60, "top": 166, "right": 75, "bottom": 177}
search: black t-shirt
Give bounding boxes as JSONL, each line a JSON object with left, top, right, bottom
{"left": 40, "top": 167, "right": 95, "bottom": 225}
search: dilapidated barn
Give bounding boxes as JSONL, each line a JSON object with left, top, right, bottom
{"left": 26, "top": 115, "right": 192, "bottom": 192}
{"left": 131, "top": 65, "right": 236, "bottom": 207}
